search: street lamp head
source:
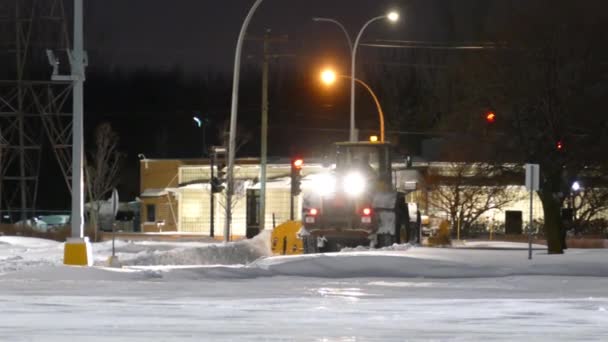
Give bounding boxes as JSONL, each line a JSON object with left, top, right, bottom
{"left": 572, "top": 181, "right": 581, "bottom": 192}
{"left": 193, "top": 116, "right": 202, "bottom": 128}
{"left": 387, "top": 11, "right": 399, "bottom": 22}
{"left": 320, "top": 69, "right": 337, "bottom": 85}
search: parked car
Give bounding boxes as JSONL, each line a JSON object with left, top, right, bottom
{"left": 14, "top": 215, "right": 69, "bottom": 232}
{"left": 37, "top": 215, "right": 70, "bottom": 231}
{"left": 14, "top": 217, "right": 49, "bottom": 232}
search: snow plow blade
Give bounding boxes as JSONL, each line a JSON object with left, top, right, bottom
{"left": 271, "top": 221, "right": 303, "bottom": 255}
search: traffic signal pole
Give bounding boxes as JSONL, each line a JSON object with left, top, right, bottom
{"left": 290, "top": 158, "right": 303, "bottom": 221}
{"left": 209, "top": 149, "right": 215, "bottom": 238}
{"left": 290, "top": 192, "right": 294, "bottom": 221}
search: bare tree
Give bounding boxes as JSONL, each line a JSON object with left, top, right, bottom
{"left": 443, "top": 1, "right": 608, "bottom": 253}
{"left": 218, "top": 119, "right": 251, "bottom": 154}
{"left": 426, "top": 162, "right": 519, "bottom": 236}
{"left": 216, "top": 178, "right": 247, "bottom": 210}
{"left": 571, "top": 188, "right": 608, "bottom": 233}
{"left": 85, "top": 123, "right": 123, "bottom": 240}
{"left": 213, "top": 120, "right": 253, "bottom": 234}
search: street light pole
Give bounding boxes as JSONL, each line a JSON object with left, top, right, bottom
{"left": 193, "top": 116, "right": 207, "bottom": 156}
{"left": 314, "top": 12, "right": 398, "bottom": 142}
{"left": 312, "top": 18, "right": 353, "bottom": 54}
{"left": 321, "top": 71, "right": 386, "bottom": 142}
{"left": 260, "top": 29, "right": 270, "bottom": 233}
{"left": 351, "top": 15, "right": 386, "bottom": 142}
{"left": 351, "top": 77, "right": 385, "bottom": 142}
{"left": 226, "top": 0, "right": 264, "bottom": 242}
{"left": 312, "top": 17, "right": 353, "bottom": 142}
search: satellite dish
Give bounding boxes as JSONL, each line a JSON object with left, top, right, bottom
{"left": 110, "top": 188, "right": 119, "bottom": 217}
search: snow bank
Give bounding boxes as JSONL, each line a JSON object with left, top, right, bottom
{"left": 1, "top": 231, "right": 272, "bottom": 276}
{"left": 3, "top": 264, "right": 164, "bottom": 282}
{"left": 0, "top": 236, "right": 63, "bottom": 274}
{"left": 248, "top": 247, "right": 608, "bottom": 279}
{"left": 3, "top": 234, "right": 608, "bottom": 282}
{"left": 341, "top": 243, "right": 413, "bottom": 252}
{"left": 134, "top": 246, "right": 608, "bottom": 280}
{"left": 90, "top": 230, "right": 272, "bottom": 266}
{"left": 0, "top": 235, "right": 62, "bottom": 249}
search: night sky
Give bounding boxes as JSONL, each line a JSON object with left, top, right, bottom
{"left": 84, "top": 0, "right": 495, "bottom": 72}
{"left": 76, "top": 0, "right": 501, "bottom": 201}
{"left": 32, "top": 0, "right": 506, "bottom": 208}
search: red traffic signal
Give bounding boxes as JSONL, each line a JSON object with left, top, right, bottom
{"left": 291, "top": 158, "right": 303, "bottom": 196}
{"left": 485, "top": 111, "right": 496, "bottom": 124}
{"left": 293, "top": 158, "right": 303, "bottom": 169}
{"left": 556, "top": 140, "right": 564, "bottom": 151}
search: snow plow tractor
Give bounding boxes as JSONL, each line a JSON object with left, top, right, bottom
{"left": 298, "top": 141, "right": 410, "bottom": 253}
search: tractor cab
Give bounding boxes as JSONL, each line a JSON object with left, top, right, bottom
{"left": 334, "top": 141, "right": 393, "bottom": 192}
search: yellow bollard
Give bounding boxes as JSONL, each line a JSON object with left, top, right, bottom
{"left": 63, "top": 237, "right": 93, "bottom": 266}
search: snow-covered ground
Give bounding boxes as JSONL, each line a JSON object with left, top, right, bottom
{"left": 1, "top": 233, "right": 607, "bottom": 341}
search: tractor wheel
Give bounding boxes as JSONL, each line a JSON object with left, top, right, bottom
{"left": 377, "top": 233, "right": 395, "bottom": 248}
{"left": 395, "top": 196, "right": 410, "bottom": 244}
{"left": 303, "top": 236, "right": 319, "bottom": 254}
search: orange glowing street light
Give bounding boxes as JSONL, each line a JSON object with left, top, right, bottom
{"left": 321, "top": 69, "right": 337, "bottom": 85}
{"left": 320, "top": 69, "right": 385, "bottom": 142}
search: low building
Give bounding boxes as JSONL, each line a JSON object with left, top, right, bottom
{"left": 139, "top": 158, "right": 315, "bottom": 238}
{"left": 138, "top": 158, "right": 603, "bottom": 239}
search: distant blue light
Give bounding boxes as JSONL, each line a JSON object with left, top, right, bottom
{"left": 193, "top": 116, "right": 202, "bottom": 128}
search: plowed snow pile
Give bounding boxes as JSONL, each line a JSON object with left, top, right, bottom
{"left": 0, "top": 231, "right": 272, "bottom": 275}
{"left": 93, "top": 230, "right": 272, "bottom": 266}
{"left": 0, "top": 236, "right": 63, "bottom": 274}
{"left": 3, "top": 233, "right": 608, "bottom": 281}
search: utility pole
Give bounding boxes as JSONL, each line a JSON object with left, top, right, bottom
{"left": 248, "top": 29, "right": 288, "bottom": 233}
{"left": 71, "top": 0, "right": 86, "bottom": 238}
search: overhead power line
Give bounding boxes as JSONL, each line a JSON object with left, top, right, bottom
{"left": 361, "top": 39, "right": 507, "bottom": 50}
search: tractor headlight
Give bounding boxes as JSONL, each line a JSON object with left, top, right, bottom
{"left": 315, "top": 173, "right": 336, "bottom": 196}
{"left": 343, "top": 172, "right": 366, "bottom": 197}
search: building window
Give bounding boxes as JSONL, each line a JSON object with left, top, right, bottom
{"left": 146, "top": 204, "right": 156, "bottom": 222}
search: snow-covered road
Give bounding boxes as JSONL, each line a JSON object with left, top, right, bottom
{"left": 1, "top": 235, "right": 607, "bottom": 341}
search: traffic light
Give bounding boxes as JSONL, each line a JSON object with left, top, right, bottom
{"left": 484, "top": 111, "right": 496, "bottom": 124}
{"left": 212, "top": 163, "right": 226, "bottom": 193}
{"left": 556, "top": 140, "right": 564, "bottom": 151}
{"left": 291, "top": 158, "right": 303, "bottom": 196}
{"left": 210, "top": 177, "right": 224, "bottom": 193}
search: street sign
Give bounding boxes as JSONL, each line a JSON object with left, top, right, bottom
{"left": 525, "top": 164, "right": 540, "bottom": 191}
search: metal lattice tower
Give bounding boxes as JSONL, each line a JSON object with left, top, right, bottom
{"left": 0, "top": 0, "right": 73, "bottom": 221}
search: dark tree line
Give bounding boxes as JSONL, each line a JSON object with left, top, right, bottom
{"left": 434, "top": 1, "right": 608, "bottom": 253}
